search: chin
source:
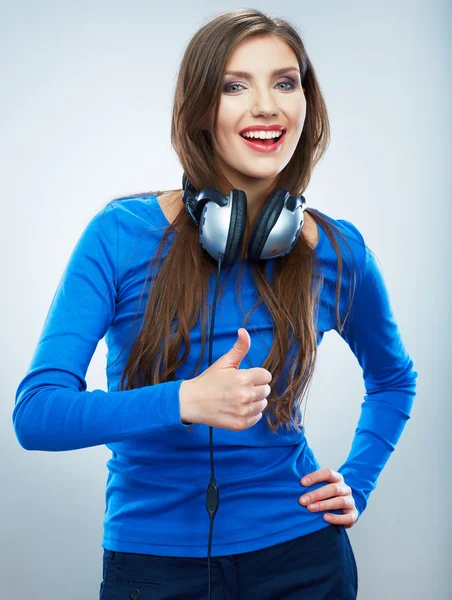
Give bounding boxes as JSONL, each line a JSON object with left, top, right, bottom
{"left": 236, "top": 168, "right": 282, "bottom": 181}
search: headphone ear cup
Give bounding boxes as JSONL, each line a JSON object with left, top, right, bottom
{"left": 223, "top": 189, "right": 247, "bottom": 266}
{"left": 248, "top": 189, "right": 286, "bottom": 260}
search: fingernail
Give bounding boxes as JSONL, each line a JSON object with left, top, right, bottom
{"left": 309, "top": 503, "right": 318, "bottom": 510}
{"left": 302, "top": 477, "right": 311, "bottom": 485}
{"left": 300, "top": 495, "right": 310, "bottom": 504}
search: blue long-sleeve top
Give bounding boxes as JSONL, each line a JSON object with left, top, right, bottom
{"left": 13, "top": 193, "right": 418, "bottom": 557}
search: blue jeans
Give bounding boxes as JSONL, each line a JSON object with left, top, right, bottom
{"left": 99, "top": 524, "right": 358, "bottom": 599}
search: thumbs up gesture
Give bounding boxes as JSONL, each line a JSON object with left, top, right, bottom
{"left": 179, "top": 328, "right": 272, "bottom": 431}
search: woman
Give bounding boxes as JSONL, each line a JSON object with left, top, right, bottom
{"left": 13, "top": 8, "right": 417, "bottom": 600}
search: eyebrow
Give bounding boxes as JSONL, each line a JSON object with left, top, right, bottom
{"left": 224, "top": 67, "right": 300, "bottom": 78}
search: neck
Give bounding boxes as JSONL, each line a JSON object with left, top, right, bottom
{"left": 218, "top": 172, "right": 281, "bottom": 229}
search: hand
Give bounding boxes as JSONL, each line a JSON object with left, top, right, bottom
{"left": 179, "top": 328, "right": 272, "bottom": 431}
{"left": 299, "top": 467, "right": 358, "bottom": 529}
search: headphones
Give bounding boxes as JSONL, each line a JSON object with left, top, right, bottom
{"left": 180, "top": 172, "right": 307, "bottom": 599}
{"left": 181, "top": 172, "right": 307, "bottom": 266}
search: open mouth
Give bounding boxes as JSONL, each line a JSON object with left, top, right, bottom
{"left": 239, "top": 130, "right": 286, "bottom": 149}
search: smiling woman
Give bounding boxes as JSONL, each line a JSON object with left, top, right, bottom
{"left": 202, "top": 33, "right": 308, "bottom": 206}
{"left": 13, "top": 6, "right": 417, "bottom": 600}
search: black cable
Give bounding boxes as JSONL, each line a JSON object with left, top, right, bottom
{"left": 206, "top": 251, "right": 223, "bottom": 600}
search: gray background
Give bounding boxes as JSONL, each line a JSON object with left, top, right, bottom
{"left": 2, "top": 1, "right": 450, "bottom": 598}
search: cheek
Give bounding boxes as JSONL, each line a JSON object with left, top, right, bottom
{"left": 296, "top": 104, "right": 307, "bottom": 129}
{"left": 216, "top": 98, "right": 245, "bottom": 130}
{"left": 285, "top": 95, "right": 306, "bottom": 126}
{"left": 212, "top": 122, "right": 239, "bottom": 151}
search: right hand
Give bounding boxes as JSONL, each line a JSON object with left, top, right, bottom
{"left": 179, "top": 328, "right": 272, "bottom": 431}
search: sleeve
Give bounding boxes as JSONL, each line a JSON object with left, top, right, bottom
{"left": 334, "top": 221, "right": 418, "bottom": 518}
{"left": 13, "top": 202, "right": 191, "bottom": 453}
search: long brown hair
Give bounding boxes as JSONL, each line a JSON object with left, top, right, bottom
{"left": 111, "top": 8, "right": 359, "bottom": 434}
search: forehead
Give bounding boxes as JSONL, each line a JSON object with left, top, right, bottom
{"left": 225, "top": 34, "right": 297, "bottom": 71}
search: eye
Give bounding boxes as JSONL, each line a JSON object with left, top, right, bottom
{"left": 277, "top": 79, "right": 297, "bottom": 90}
{"left": 223, "top": 82, "right": 244, "bottom": 93}
{"left": 223, "top": 78, "right": 298, "bottom": 93}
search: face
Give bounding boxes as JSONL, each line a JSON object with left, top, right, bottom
{"left": 207, "top": 34, "right": 306, "bottom": 190}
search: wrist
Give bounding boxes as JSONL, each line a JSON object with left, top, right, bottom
{"left": 179, "top": 379, "right": 198, "bottom": 425}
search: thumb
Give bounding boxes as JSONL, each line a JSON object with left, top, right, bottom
{"left": 217, "top": 328, "right": 251, "bottom": 369}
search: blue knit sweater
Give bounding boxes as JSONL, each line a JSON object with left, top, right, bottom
{"left": 13, "top": 194, "right": 417, "bottom": 557}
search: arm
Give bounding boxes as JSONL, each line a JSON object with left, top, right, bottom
{"left": 13, "top": 203, "right": 191, "bottom": 452}
{"left": 335, "top": 221, "right": 418, "bottom": 518}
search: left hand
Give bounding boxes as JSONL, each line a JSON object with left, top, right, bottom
{"left": 299, "top": 467, "right": 358, "bottom": 529}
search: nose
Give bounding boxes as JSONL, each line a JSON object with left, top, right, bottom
{"left": 251, "top": 88, "right": 278, "bottom": 117}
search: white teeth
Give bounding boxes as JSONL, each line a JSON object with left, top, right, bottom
{"left": 241, "top": 130, "right": 283, "bottom": 139}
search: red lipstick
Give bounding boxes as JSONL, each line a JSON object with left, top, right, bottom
{"left": 239, "top": 126, "right": 287, "bottom": 153}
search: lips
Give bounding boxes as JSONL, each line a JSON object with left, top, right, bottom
{"left": 239, "top": 130, "right": 286, "bottom": 152}
{"left": 239, "top": 130, "right": 285, "bottom": 143}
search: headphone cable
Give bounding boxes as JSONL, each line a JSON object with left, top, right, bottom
{"left": 206, "top": 251, "right": 223, "bottom": 600}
